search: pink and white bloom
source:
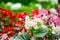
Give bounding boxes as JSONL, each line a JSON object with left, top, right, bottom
{"left": 1, "top": 34, "right": 8, "bottom": 40}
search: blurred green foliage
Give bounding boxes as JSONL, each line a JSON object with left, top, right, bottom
{"left": 0, "top": 2, "right": 11, "bottom": 10}
{"left": 0, "top": 0, "right": 36, "bottom": 5}
{"left": 0, "top": 2, "right": 37, "bottom": 14}
{"left": 0, "top": 0, "right": 58, "bottom": 14}
{"left": 58, "top": 0, "right": 60, "bottom": 4}
{"left": 38, "top": 1, "right": 58, "bottom": 9}
{"left": 13, "top": 3, "right": 37, "bottom": 14}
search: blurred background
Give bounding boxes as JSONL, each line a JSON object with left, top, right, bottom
{"left": 0, "top": 0, "right": 59, "bottom": 14}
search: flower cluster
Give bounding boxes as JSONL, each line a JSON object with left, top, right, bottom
{"left": 0, "top": 5, "right": 60, "bottom": 40}
{"left": 0, "top": 8, "right": 28, "bottom": 40}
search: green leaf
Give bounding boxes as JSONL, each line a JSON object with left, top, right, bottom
{"left": 15, "top": 36, "right": 23, "bottom": 40}
{"left": 1, "top": 22, "right": 5, "bottom": 26}
{"left": 52, "top": 34, "right": 56, "bottom": 39}
{"left": 0, "top": 28, "right": 2, "bottom": 32}
{"left": 46, "top": 32, "right": 51, "bottom": 38}
{"left": 37, "top": 22, "right": 41, "bottom": 26}
{"left": 21, "top": 32, "right": 30, "bottom": 40}
{"left": 57, "top": 33, "right": 60, "bottom": 38}
{"left": 6, "top": 19, "right": 9, "bottom": 25}
{"left": 47, "top": 25, "right": 51, "bottom": 28}
{"left": 15, "top": 32, "right": 30, "bottom": 40}
{"left": 33, "top": 32, "right": 46, "bottom": 37}
{"left": 14, "top": 17, "right": 18, "bottom": 22}
{"left": 32, "top": 27, "right": 46, "bottom": 37}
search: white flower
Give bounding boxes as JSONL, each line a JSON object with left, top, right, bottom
{"left": 33, "top": 17, "right": 41, "bottom": 22}
{"left": 1, "top": 34, "right": 8, "bottom": 40}
{"left": 50, "top": 8, "right": 57, "bottom": 14}
{"left": 31, "top": 37, "right": 36, "bottom": 40}
{"left": 59, "top": 39, "right": 60, "bottom": 40}
{"left": 30, "top": 20, "right": 37, "bottom": 26}
{"left": 42, "top": 25, "right": 47, "bottom": 28}
{"left": 51, "top": 0, "right": 58, "bottom": 4}
{"left": 52, "top": 26, "right": 56, "bottom": 34}
{"left": 25, "top": 16, "right": 31, "bottom": 29}
{"left": 25, "top": 20, "right": 37, "bottom": 29}
{"left": 9, "top": 37, "right": 15, "bottom": 40}
{"left": 33, "top": 25, "right": 39, "bottom": 29}
{"left": 52, "top": 31, "right": 56, "bottom": 34}
{"left": 35, "top": 4, "right": 42, "bottom": 10}
{"left": 25, "top": 16, "right": 37, "bottom": 29}
{"left": 18, "top": 32, "right": 22, "bottom": 35}
{"left": 6, "top": 2, "right": 12, "bottom": 6}
{"left": 52, "top": 26, "right": 60, "bottom": 30}
{"left": 52, "top": 26, "right": 60, "bottom": 34}
{"left": 25, "top": 16, "right": 30, "bottom": 20}
{"left": 11, "top": 3, "right": 22, "bottom": 10}
{"left": 33, "top": 16, "right": 44, "bottom": 24}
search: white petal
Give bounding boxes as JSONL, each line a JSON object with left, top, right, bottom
{"left": 2, "top": 34, "right": 8, "bottom": 39}
{"left": 50, "top": 8, "right": 57, "bottom": 14}
{"left": 6, "top": 2, "right": 12, "bottom": 6}
{"left": 52, "top": 31, "right": 56, "bottom": 34}
{"left": 11, "top": 3, "right": 22, "bottom": 10}
{"left": 36, "top": 4, "right": 42, "bottom": 10}
{"left": 31, "top": 37, "right": 36, "bottom": 40}
{"left": 9, "top": 37, "right": 15, "bottom": 40}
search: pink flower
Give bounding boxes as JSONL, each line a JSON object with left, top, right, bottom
{"left": 49, "top": 14, "right": 60, "bottom": 26}
{"left": 40, "top": 9, "right": 48, "bottom": 15}
{"left": 38, "top": 9, "right": 49, "bottom": 18}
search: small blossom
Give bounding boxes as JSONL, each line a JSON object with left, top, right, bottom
{"left": 52, "top": 26, "right": 60, "bottom": 34}
{"left": 31, "top": 37, "right": 36, "bottom": 40}
{"left": 42, "top": 25, "right": 47, "bottom": 28}
{"left": 36, "top": 4, "right": 42, "bottom": 10}
{"left": 1, "top": 34, "right": 8, "bottom": 40}
{"left": 6, "top": 2, "right": 12, "bottom": 6}
{"left": 11, "top": 3, "right": 22, "bottom": 10}
{"left": 9, "top": 37, "right": 15, "bottom": 40}
{"left": 50, "top": 8, "right": 57, "bottom": 14}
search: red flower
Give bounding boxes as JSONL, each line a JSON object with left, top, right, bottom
{"left": 2, "top": 26, "right": 8, "bottom": 33}
{"left": 20, "top": 12, "right": 28, "bottom": 18}
{"left": 10, "top": 31, "right": 14, "bottom": 36}
{"left": 3, "top": 20, "right": 6, "bottom": 24}
{"left": 6, "top": 11, "right": 13, "bottom": 16}
{"left": 15, "top": 12, "right": 20, "bottom": 18}
{"left": 24, "top": 27, "right": 27, "bottom": 32}
{"left": 8, "top": 31, "right": 14, "bottom": 36}
{"left": 1, "top": 9, "right": 7, "bottom": 15}
{"left": 0, "top": 32, "right": 2, "bottom": 36}
{"left": 7, "top": 26, "right": 13, "bottom": 31}
{"left": 15, "top": 20, "right": 21, "bottom": 26}
{"left": 16, "top": 27, "right": 22, "bottom": 31}
{"left": 31, "top": 9, "right": 38, "bottom": 15}
{"left": 15, "top": 12, "right": 28, "bottom": 18}
{"left": 4, "top": 37, "right": 9, "bottom": 40}
{"left": 10, "top": 14, "right": 15, "bottom": 19}
{"left": 9, "top": 19, "right": 14, "bottom": 24}
{"left": 0, "top": 16, "right": 2, "bottom": 19}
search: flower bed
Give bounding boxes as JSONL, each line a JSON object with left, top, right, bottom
{"left": 0, "top": 5, "right": 60, "bottom": 40}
